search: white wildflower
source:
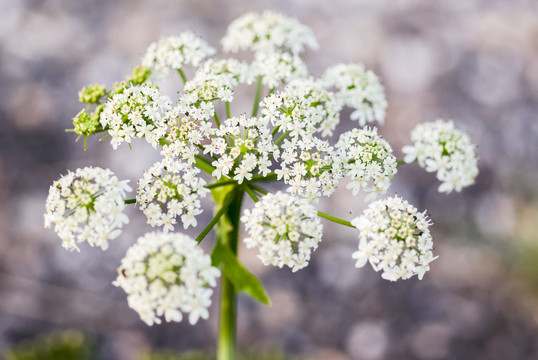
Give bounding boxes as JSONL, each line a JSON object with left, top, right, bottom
{"left": 208, "top": 115, "right": 278, "bottom": 182}
{"left": 323, "top": 63, "right": 387, "bottom": 126}
{"left": 402, "top": 119, "right": 478, "bottom": 193}
{"left": 113, "top": 232, "right": 220, "bottom": 326}
{"left": 142, "top": 32, "right": 216, "bottom": 79}
{"left": 261, "top": 78, "right": 341, "bottom": 138}
{"left": 137, "top": 159, "right": 209, "bottom": 230}
{"left": 336, "top": 127, "right": 397, "bottom": 201}
{"left": 241, "top": 192, "right": 323, "bottom": 272}
{"left": 178, "top": 58, "right": 252, "bottom": 122}
{"left": 100, "top": 84, "right": 172, "bottom": 149}
{"left": 351, "top": 195, "right": 436, "bottom": 281}
{"left": 44, "top": 167, "right": 131, "bottom": 251}
{"left": 251, "top": 52, "right": 308, "bottom": 89}
{"left": 222, "top": 11, "right": 319, "bottom": 55}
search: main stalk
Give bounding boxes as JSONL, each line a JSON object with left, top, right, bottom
{"left": 216, "top": 188, "right": 244, "bottom": 360}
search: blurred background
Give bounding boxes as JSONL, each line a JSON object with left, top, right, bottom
{"left": 1, "top": 0, "right": 538, "bottom": 359}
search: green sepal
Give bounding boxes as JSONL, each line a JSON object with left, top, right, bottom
{"left": 211, "top": 241, "right": 270, "bottom": 305}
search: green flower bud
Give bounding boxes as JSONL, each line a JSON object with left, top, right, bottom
{"left": 78, "top": 84, "right": 107, "bottom": 104}
{"left": 73, "top": 108, "right": 101, "bottom": 136}
{"left": 125, "top": 65, "right": 152, "bottom": 85}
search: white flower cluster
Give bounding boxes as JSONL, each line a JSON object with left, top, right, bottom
{"left": 142, "top": 32, "right": 216, "bottom": 79}
{"left": 178, "top": 58, "right": 252, "bottom": 121}
{"left": 352, "top": 196, "right": 436, "bottom": 281}
{"left": 100, "top": 84, "right": 172, "bottom": 149}
{"left": 241, "top": 192, "right": 322, "bottom": 272}
{"left": 222, "top": 10, "right": 319, "bottom": 55}
{"left": 113, "top": 232, "right": 220, "bottom": 326}
{"left": 262, "top": 78, "right": 340, "bottom": 138}
{"left": 44, "top": 167, "right": 131, "bottom": 251}
{"left": 208, "top": 115, "right": 278, "bottom": 183}
{"left": 323, "top": 63, "right": 387, "bottom": 126}
{"left": 252, "top": 52, "right": 308, "bottom": 89}
{"left": 336, "top": 127, "right": 397, "bottom": 201}
{"left": 402, "top": 119, "right": 478, "bottom": 193}
{"left": 137, "top": 159, "right": 209, "bottom": 231}
{"left": 160, "top": 110, "right": 209, "bottom": 164}
{"left": 277, "top": 135, "right": 340, "bottom": 202}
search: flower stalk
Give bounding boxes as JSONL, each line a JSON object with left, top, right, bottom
{"left": 213, "top": 187, "right": 244, "bottom": 360}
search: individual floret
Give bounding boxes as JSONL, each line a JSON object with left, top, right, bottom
{"left": 351, "top": 195, "right": 436, "bottom": 281}
{"left": 222, "top": 10, "right": 319, "bottom": 55}
{"left": 241, "top": 192, "right": 323, "bottom": 272}
{"left": 137, "top": 159, "right": 209, "bottom": 231}
{"left": 113, "top": 232, "right": 221, "bottom": 326}
{"left": 99, "top": 84, "right": 172, "bottom": 149}
{"left": 336, "top": 127, "right": 397, "bottom": 201}
{"left": 142, "top": 32, "right": 216, "bottom": 79}
{"left": 44, "top": 167, "right": 131, "bottom": 251}
{"left": 402, "top": 119, "right": 478, "bottom": 193}
{"left": 323, "top": 63, "right": 387, "bottom": 126}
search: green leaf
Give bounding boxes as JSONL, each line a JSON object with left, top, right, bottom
{"left": 211, "top": 241, "right": 270, "bottom": 305}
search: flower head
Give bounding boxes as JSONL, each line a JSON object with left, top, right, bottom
{"left": 207, "top": 115, "right": 278, "bottom": 183}
{"left": 178, "top": 58, "right": 252, "bottom": 121}
{"left": 137, "top": 159, "right": 209, "bottom": 231}
{"left": 351, "top": 195, "right": 436, "bottom": 281}
{"left": 402, "top": 119, "right": 478, "bottom": 193}
{"left": 323, "top": 63, "right": 387, "bottom": 126}
{"left": 222, "top": 11, "right": 318, "bottom": 55}
{"left": 113, "top": 232, "right": 220, "bottom": 326}
{"left": 241, "top": 192, "right": 323, "bottom": 272}
{"left": 336, "top": 127, "right": 397, "bottom": 201}
{"left": 44, "top": 167, "right": 131, "bottom": 251}
{"left": 261, "top": 78, "right": 341, "bottom": 138}
{"left": 276, "top": 135, "right": 341, "bottom": 202}
{"left": 252, "top": 52, "right": 308, "bottom": 89}
{"left": 100, "top": 84, "right": 172, "bottom": 149}
{"left": 142, "top": 32, "right": 216, "bottom": 79}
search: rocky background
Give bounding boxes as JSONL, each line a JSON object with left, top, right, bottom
{"left": 1, "top": 0, "right": 538, "bottom": 359}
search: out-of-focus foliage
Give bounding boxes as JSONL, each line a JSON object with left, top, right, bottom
{"left": 140, "top": 347, "right": 288, "bottom": 360}
{"left": 3, "top": 331, "right": 92, "bottom": 360}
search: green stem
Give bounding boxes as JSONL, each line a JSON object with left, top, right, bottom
{"left": 214, "top": 111, "right": 221, "bottom": 129}
{"left": 251, "top": 173, "right": 277, "bottom": 182}
{"left": 177, "top": 68, "right": 187, "bottom": 85}
{"left": 225, "top": 102, "right": 231, "bottom": 119}
{"left": 205, "top": 180, "right": 238, "bottom": 189}
{"left": 195, "top": 155, "right": 216, "bottom": 175}
{"left": 317, "top": 211, "right": 355, "bottom": 228}
{"left": 195, "top": 191, "right": 236, "bottom": 243}
{"left": 251, "top": 76, "right": 263, "bottom": 117}
{"left": 216, "top": 188, "right": 244, "bottom": 360}
{"left": 247, "top": 183, "right": 267, "bottom": 196}
{"left": 396, "top": 159, "right": 406, "bottom": 165}
{"left": 244, "top": 185, "right": 259, "bottom": 203}
{"left": 124, "top": 198, "right": 136, "bottom": 204}
{"left": 275, "top": 131, "right": 291, "bottom": 146}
